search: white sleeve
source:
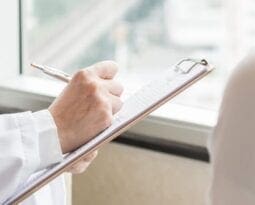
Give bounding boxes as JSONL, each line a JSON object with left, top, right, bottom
{"left": 33, "top": 110, "right": 63, "bottom": 170}
{"left": 0, "top": 110, "right": 63, "bottom": 203}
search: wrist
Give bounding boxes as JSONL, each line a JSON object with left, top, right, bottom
{"left": 48, "top": 107, "right": 73, "bottom": 154}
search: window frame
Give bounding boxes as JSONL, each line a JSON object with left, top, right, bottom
{"left": 18, "top": 0, "right": 23, "bottom": 75}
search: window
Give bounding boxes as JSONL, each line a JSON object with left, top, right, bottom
{"left": 0, "top": 1, "right": 20, "bottom": 79}
{"left": 0, "top": 0, "right": 227, "bottom": 147}
{"left": 21, "top": 0, "right": 255, "bottom": 113}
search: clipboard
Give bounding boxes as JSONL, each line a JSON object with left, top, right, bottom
{"left": 3, "top": 58, "right": 214, "bottom": 205}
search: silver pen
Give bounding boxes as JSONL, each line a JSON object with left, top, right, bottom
{"left": 31, "top": 63, "right": 71, "bottom": 83}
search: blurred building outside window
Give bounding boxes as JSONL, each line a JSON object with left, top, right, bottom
{"left": 22, "top": 0, "right": 255, "bottom": 113}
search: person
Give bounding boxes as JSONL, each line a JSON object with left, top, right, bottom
{"left": 209, "top": 53, "right": 255, "bottom": 205}
{"left": 0, "top": 61, "right": 123, "bottom": 205}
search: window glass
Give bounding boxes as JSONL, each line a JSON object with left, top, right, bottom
{"left": 22, "top": 0, "right": 255, "bottom": 111}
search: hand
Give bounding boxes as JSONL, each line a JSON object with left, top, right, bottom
{"left": 68, "top": 150, "right": 98, "bottom": 174}
{"left": 49, "top": 61, "right": 123, "bottom": 154}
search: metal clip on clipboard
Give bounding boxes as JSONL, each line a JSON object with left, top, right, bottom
{"left": 174, "top": 58, "right": 208, "bottom": 74}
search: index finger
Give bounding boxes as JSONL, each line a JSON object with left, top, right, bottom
{"left": 90, "top": 61, "right": 119, "bottom": 79}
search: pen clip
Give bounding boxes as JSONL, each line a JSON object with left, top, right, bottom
{"left": 174, "top": 58, "right": 208, "bottom": 74}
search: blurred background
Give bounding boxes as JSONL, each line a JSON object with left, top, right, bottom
{"left": 22, "top": 0, "right": 255, "bottom": 112}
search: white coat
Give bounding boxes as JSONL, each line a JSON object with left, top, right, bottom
{"left": 0, "top": 110, "right": 66, "bottom": 205}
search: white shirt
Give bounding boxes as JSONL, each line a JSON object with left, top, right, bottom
{"left": 0, "top": 110, "right": 66, "bottom": 205}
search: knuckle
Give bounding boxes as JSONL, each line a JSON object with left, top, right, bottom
{"left": 86, "top": 80, "right": 98, "bottom": 94}
{"left": 73, "top": 70, "right": 87, "bottom": 80}
{"left": 73, "top": 69, "right": 93, "bottom": 84}
{"left": 74, "top": 72, "right": 99, "bottom": 94}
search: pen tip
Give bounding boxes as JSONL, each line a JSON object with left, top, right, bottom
{"left": 31, "top": 63, "right": 37, "bottom": 68}
{"left": 30, "top": 63, "right": 43, "bottom": 71}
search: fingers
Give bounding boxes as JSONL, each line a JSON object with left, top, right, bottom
{"left": 109, "top": 94, "right": 123, "bottom": 114}
{"left": 95, "top": 61, "right": 118, "bottom": 79}
{"left": 68, "top": 151, "right": 98, "bottom": 174}
{"left": 91, "top": 62, "right": 123, "bottom": 114}
{"left": 102, "top": 79, "right": 124, "bottom": 96}
{"left": 69, "top": 161, "right": 90, "bottom": 174}
{"left": 83, "top": 150, "right": 98, "bottom": 161}
{"left": 91, "top": 61, "right": 118, "bottom": 79}
{"left": 85, "top": 60, "right": 123, "bottom": 97}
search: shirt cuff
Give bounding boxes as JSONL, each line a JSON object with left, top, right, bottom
{"left": 32, "top": 110, "right": 63, "bottom": 170}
